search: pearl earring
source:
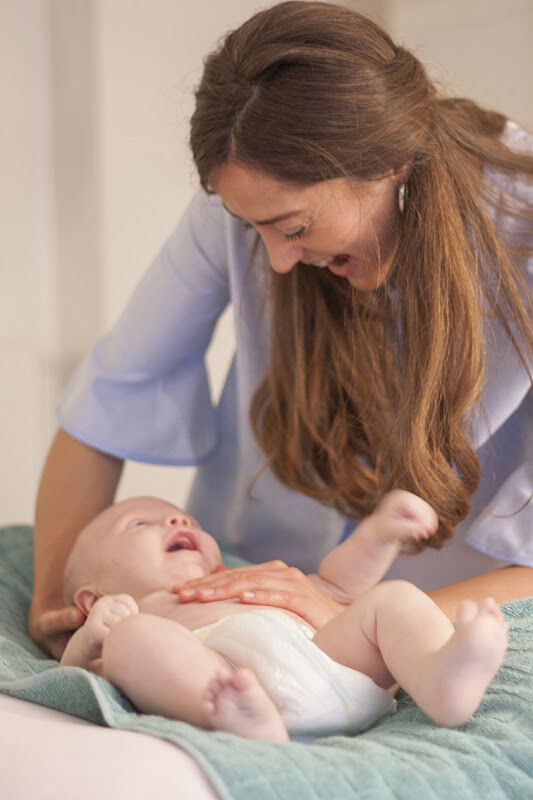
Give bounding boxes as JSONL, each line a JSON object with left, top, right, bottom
{"left": 398, "top": 183, "right": 407, "bottom": 214}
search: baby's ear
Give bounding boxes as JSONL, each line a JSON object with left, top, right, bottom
{"left": 74, "top": 587, "right": 100, "bottom": 616}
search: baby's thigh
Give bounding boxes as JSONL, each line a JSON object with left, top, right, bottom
{"left": 102, "top": 614, "right": 232, "bottom": 726}
{"left": 312, "top": 587, "right": 395, "bottom": 689}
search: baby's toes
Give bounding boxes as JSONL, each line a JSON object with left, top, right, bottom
{"left": 475, "top": 599, "right": 509, "bottom": 638}
{"left": 203, "top": 694, "right": 215, "bottom": 713}
{"left": 204, "top": 682, "right": 218, "bottom": 701}
{"left": 230, "top": 667, "right": 257, "bottom": 692}
{"left": 495, "top": 608, "right": 509, "bottom": 628}
{"left": 456, "top": 599, "right": 478, "bottom": 625}
{"left": 206, "top": 671, "right": 232, "bottom": 696}
{"left": 479, "top": 597, "right": 496, "bottom": 615}
{"left": 487, "top": 603, "right": 505, "bottom": 622}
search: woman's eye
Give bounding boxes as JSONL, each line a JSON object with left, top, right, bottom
{"left": 242, "top": 221, "right": 306, "bottom": 241}
{"left": 283, "top": 227, "right": 306, "bottom": 241}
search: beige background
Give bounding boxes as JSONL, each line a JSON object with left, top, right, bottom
{"left": 1, "top": 0, "right": 531, "bottom": 526}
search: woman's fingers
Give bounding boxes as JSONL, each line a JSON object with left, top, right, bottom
{"left": 172, "top": 559, "right": 344, "bottom": 629}
{"left": 39, "top": 606, "right": 85, "bottom": 636}
{"left": 237, "top": 589, "right": 343, "bottom": 629}
{"left": 238, "top": 589, "right": 303, "bottom": 608}
{"left": 187, "top": 560, "right": 288, "bottom": 584}
{"left": 177, "top": 573, "right": 287, "bottom": 600}
{"left": 173, "top": 561, "right": 290, "bottom": 596}
{"left": 176, "top": 566, "right": 305, "bottom": 602}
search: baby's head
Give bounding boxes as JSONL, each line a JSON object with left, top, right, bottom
{"left": 62, "top": 496, "right": 222, "bottom": 611}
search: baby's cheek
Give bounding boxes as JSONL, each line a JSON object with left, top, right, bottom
{"left": 181, "top": 564, "right": 210, "bottom": 582}
{"left": 206, "top": 540, "right": 223, "bottom": 571}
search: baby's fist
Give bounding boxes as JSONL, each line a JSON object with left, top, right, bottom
{"left": 374, "top": 490, "right": 438, "bottom": 544}
{"left": 83, "top": 594, "right": 139, "bottom": 660}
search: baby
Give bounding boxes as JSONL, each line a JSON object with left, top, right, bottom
{"left": 60, "top": 491, "right": 509, "bottom": 741}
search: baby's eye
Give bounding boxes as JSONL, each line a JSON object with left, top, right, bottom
{"left": 131, "top": 520, "right": 147, "bottom": 527}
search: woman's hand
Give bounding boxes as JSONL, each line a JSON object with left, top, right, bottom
{"left": 28, "top": 601, "right": 86, "bottom": 661}
{"left": 173, "top": 560, "right": 345, "bottom": 629}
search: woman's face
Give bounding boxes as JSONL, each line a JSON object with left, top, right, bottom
{"left": 209, "top": 160, "right": 409, "bottom": 291}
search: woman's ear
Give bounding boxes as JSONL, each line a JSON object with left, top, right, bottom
{"left": 394, "top": 162, "right": 413, "bottom": 183}
{"left": 74, "top": 586, "right": 100, "bottom": 616}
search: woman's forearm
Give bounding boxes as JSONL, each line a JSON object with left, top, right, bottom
{"left": 32, "top": 428, "right": 123, "bottom": 610}
{"left": 427, "top": 566, "right": 533, "bottom": 621}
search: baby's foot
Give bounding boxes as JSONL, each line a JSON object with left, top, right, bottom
{"left": 204, "top": 668, "right": 289, "bottom": 741}
{"left": 418, "top": 597, "right": 509, "bottom": 727}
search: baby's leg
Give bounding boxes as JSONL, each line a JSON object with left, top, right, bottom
{"left": 312, "top": 581, "right": 508, "bottom": 726}
{"left": 102, "top": 613, "right": 288, "bottom": 740}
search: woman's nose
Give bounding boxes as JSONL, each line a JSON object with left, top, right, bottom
{"left": 270, "top": 259, "right": 299, "bottom": 275}
{"left": 262, "top": 237, "right": 303, "bottom": 274}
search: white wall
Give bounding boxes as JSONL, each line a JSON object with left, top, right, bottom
{"left": 0, "top": 0, "right": 58, "bottom": 525}
{"left": 1, "top": 0, "right": 530, "bottom": 525}
{"left": 390, "top": 0, "right": 532, "bottom": 131}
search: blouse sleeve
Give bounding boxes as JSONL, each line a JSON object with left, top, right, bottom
{"left": 464, "top": 121, "right": 533, "bottom": 566}
{"left": 56, "top": 188, "right": 231, "bottom": 464}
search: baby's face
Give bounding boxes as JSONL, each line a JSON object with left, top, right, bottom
{"left": 81, "top": 496, "right": 222, "bottom": 599}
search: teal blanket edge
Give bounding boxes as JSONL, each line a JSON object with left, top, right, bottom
{"left": 1, "top": 524, "right": 532, "bottom": 800}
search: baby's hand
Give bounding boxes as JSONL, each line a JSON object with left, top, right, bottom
{"left": 372, "top": 490, "right": 438, "bottom": 545}
{"left": 81, "top": 594, "right": 139, "bottom": 661}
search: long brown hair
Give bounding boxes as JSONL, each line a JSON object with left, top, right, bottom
{"left": 189, "top": 1, "right": 533, "bottom": 549}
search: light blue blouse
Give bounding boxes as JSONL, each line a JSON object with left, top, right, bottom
{"left": 57, "top": 121, "right": 532, "bottom": 582}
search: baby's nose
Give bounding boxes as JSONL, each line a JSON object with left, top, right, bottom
{"left": 166, "top": 514, "right": 190, "bottom": 528}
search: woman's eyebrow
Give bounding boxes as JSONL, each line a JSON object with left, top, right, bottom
{"left": 221, "top": 201, "right": 303, "bottom": 226}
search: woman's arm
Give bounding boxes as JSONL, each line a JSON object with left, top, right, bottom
{"left": 175, "top": 563, "right": 531, "bottom": 628}
{"left": 427, "top": 566, "right": 532, "bottom": 621}
{"left": 29, "top": 428, "right": 123, "bottom": 658}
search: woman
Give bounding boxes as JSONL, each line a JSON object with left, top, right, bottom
{"left": 30, "top": 1, "right": 532, "bottom": 660}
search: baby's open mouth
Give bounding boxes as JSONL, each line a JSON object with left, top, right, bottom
{"left": 164, "top": 530, "right": 199, "bottom": 552}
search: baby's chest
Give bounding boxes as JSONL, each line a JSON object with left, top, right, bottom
{"left": 137, "top": 592, "right": 308, "bottom": 631}
{"left": 138, "top": 592, "right": 255, "bottom": 630}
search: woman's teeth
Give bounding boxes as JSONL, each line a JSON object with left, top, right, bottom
{"left": 313, "top": 254, "right": 350, "bottom": 268}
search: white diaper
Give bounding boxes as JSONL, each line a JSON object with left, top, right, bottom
{"left": 193, "top": 608, "right": 396, "bottom": 737}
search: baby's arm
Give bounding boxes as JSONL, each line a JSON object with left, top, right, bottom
{"left": 60, "top": 594, "right": 139, "bottom": 674}
{"left": 316, "top": 490, "right": 438, "bottom": 599}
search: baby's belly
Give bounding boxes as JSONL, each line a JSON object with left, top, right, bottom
{"left": 138, "top": 591, "right": 314, "bottom": 632}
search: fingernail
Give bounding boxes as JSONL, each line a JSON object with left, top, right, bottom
{"left": 199, "top": 588, "right": 214, "bottom": 597}
{"left": 180, "top": 588, "right": 195, "bottom": 597}
{"left": 242, "top": 592, "right": 255, "bottom": 600}
{"left": 71, "top": 611, "right": 80, "bottom": 623}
